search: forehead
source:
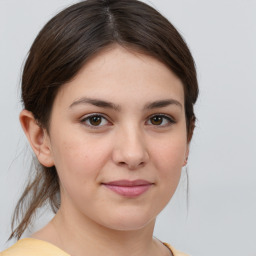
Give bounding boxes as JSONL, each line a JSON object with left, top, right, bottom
{"left": 55, "top": 45, "right": 185, "bottom": 108}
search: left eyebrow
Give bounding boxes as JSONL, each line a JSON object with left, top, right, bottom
{"left": 69, "top": 97, "right": 120, "bottom": 111}
{"left": 144, "top": 99, "right": 183, "bottom": 110}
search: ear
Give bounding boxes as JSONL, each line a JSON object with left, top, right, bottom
{"left": 19, "top": 109, "right": 54, "bottom": 167}
{"left": 183, "top": 115, "right": 195, "bottom": 166}
{"left": 187, "top": 115, "right": 196, "bottom": 143}
{"left": 183, "top": 146, "right": 190, "bottom": 167}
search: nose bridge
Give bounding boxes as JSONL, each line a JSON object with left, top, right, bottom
{"left": 112, "top": 123, "right": 149, "bottom": 169}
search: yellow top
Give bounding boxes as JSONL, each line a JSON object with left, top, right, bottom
{"left": 1, "top": 238, "right": 188, "bottom": 256}
{"left": 163, "top": 243, "right": 189, "bottom": 256}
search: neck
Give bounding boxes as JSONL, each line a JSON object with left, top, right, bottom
{"left": 43, "top": 206, "right": 164, "bottom": 256}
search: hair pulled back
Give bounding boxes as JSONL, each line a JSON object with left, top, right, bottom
{"left": 10, "top": 0, "right": 198, "bottom": 239}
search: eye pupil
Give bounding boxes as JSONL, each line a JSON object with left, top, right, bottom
{"left": 89, "top": 116, "right": 102, "bottom": 126}
{"left": 151, "top": 116, "right": 163, "bottom": 125}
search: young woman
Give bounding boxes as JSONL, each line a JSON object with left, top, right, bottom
{"left": 1, "top": 0, "right": 198, "bottom": 255}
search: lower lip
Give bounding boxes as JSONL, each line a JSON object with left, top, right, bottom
{"left": 103, "top": 184, "right": 152, "bottom": 197}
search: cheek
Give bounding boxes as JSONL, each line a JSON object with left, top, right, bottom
{"left": 148, "top": 136, "right": 187, "bottom": 215}
{"left": 50, "top": 134, "right": 112, "bottom": 182}
{"left": 151, "top": 136, "right": 187, "bottom": 176}
{"left": 50, "top": 137, "right": 100, "bottom": 203}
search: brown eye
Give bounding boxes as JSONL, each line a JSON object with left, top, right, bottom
{"left": 81, "top": 114, "right": 109, "bottom": 128}
{"left": 150, "top": 116, "right": 163, "bottom": 125}
{"left": 146, "top": 114, "right": 175, "bottom": 127}
{"left": 89, "top": 116, "right": 102, "bottom": 126}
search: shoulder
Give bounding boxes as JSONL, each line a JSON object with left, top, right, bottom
{"left": 1, "top": 238, "right": 70, "bottom": 256}
{"left": 163, "top": 242, "right": 190, "bottom": 256}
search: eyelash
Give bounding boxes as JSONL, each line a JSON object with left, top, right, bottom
{"left": 80, "top": 114, "right": 111, "bottom": 129}
{"left": 146, "top": 114, "right": 176, "bottom": 127}
{"left": 80, "top": 113, "right": 176, "bottom": 129}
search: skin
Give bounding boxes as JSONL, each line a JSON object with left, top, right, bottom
{"left": 20, "top": 45, "right": 189, "bottom": 256}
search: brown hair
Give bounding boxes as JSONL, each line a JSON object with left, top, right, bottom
{"left": 10, "top": 0, "right": 198, "bottom": 239}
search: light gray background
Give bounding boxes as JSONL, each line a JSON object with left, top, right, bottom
{"left": 0, "top": 1, "right": 256, "bottom": 255}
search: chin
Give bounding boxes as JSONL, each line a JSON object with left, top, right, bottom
{"left": 97, "top": 210, "right": 156, "bottom": 232}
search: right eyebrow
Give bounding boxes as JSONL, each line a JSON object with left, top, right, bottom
{"left": 144, "top": 99, "right": 183, "bottom": 110}
{"left": 69, "top": 97, "right": 121, "bottom": 111}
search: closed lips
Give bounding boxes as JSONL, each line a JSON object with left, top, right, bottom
{"left": 102, "top": 180, "right": 153, "bottom": 186}
{"left": 102, "top": 180, "right": 154, "bottom": 197}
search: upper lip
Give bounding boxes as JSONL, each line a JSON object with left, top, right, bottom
{"left": 102, "top": 180, "right": 153, "bottom": 187}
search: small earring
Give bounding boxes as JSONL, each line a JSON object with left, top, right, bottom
{"left": 183, "top": 157, "right": 188, "bottom": 166}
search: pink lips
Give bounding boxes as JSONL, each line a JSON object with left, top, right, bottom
{"left": 102, "top": 180, "right": 153, "bottom": 197}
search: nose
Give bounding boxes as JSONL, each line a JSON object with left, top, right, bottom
{"left": 112, "top": 126, "right": 149, "bottom": 170}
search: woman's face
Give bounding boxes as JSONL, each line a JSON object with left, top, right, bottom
{"left": 46, "top": 46, "right": 188, "bottom": 231}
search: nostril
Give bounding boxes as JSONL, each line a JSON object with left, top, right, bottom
{"left": 112, "top": 144, "right": 149, "bottom": 170}
{"left": 119, "top": 162, "right": 126, "bottom": 166}
{"left": 117, "top": 160, "right": 146, "bottom": 170}
{"left": 139, "top": 161, "right": 145, "bottom": 166}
